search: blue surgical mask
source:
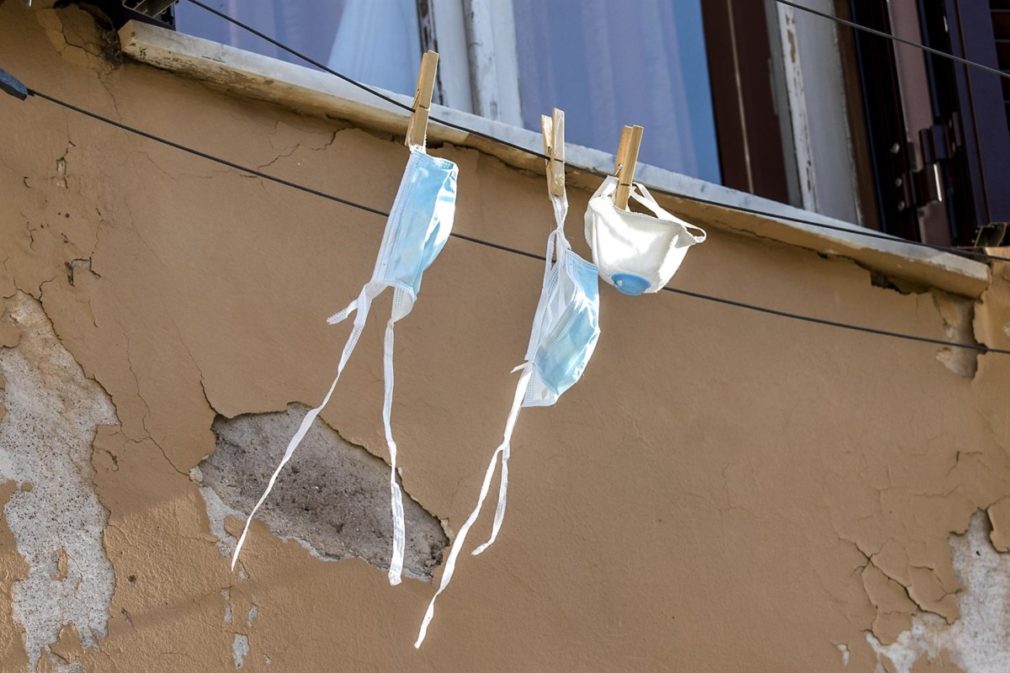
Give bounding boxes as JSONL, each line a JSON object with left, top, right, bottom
{"left": 415, "top": 191, "right": 599, "bottom": 647}
{"left": 232, "top": 147, "right": 458, "bottom": 587}
{"left": 523, "top": 230, "right": 601, "bottom": 407}
{"left": 373, "top": 149, "right": 458, "bottom": 307}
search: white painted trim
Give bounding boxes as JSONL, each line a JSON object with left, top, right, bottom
{"left": 776, "top": 4, "right": 818, "bottom": 212}
{"left": 460, "top": 0, "right": 522, "bottom": 126}
{"left": 117, "top": 21, "right": 989, "bottom": 297}
{"left": 774, "top": 0, "right": 863, "bottom": 225}
{"left": 428, "top": 0, "right": 473, "bottom": 113}
{"left": 485, "top": 0, "right": 522, "bottom": 128}
{"left": 763, "top": 0, "right": 803, "bottom": 208}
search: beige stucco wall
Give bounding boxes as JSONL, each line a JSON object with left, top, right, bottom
{"left": 1, "top": 4, "right": 1010, "bottom": 672}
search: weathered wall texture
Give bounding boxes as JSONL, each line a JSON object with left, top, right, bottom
{"left": 0, "top": 4, "right": 1009, "bottom": 671}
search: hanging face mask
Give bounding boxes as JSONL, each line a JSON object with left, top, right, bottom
{"left": 415, "top": 187, "right": 600, "bottom": 648}
{"left": 231, "top": 147, "right": 458, "bottom": 587}
{"left": 585, "top": 176, "right": 706, "bottom": 295}
{"left": 522, "top": 227, "right": 601, "bottom": 407}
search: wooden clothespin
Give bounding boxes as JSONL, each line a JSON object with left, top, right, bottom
{"left": 405, "top": 51, "right": 439, "bottom": 149}
{"left": 613, "top": 125, "right": 644, "bottom": 210}
{"left": 541, "top": 108, "right": 565, "bottom": 199}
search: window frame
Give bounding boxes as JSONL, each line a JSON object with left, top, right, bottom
{"left": 115, "top": 13, "right": 995, "bottom": 297}
{"left": 159, "top": 0, "right": 897, "bottom": 234}
{"left": 427, "top": 0, "right": 867, "bottom": 225}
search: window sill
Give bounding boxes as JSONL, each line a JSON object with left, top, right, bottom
{"left": 117, "top": 20, "right": 991, "bottom": 298}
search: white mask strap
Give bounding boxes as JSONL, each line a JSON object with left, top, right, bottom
{"left": 415, "top": 365, "right": 533, "bottom": 647}
{"left": 629, "top": 183, "right": 708, "bottom": 242}
{"left": 471, "top": 363, "right": 530, "bottom": 556}
{"left": 231, "top": 282, "right": 382, "bottom": 571}
{"left": 543, "top": 191, "right": 570, "bottom": 275}
{"left": 383, "top": 287, "right": 414, "bottom": 585}
{"left": 593, "top": 175, "right": 619, "bottom": 200}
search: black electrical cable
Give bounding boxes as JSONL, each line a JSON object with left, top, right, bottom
{"left": 777, "top": 0, "right": 1010, "bottom": 82}
{"left": 16, "top": 85, "right": 1010, "bottom": 357}
{"left": 182, "top": 0, "right": 1010, "bottom": 266}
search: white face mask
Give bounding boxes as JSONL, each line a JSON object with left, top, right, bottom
{"left": 585, "top": 176, "right": 706, "bottom": 295}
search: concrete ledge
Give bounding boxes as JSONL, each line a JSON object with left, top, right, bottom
{"left": 117, "top": 21, "right": 991, "bottom": 298}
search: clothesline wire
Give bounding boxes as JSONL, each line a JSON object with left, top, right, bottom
{"left": 182, "top": 0, "right": 1010, "bottom": 266}
{"left": 19, "top": 86, "right": 1010, "bottom": 357}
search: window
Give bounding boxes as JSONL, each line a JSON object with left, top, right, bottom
{"left": 169, "top": 0, "right": 1010, "bottom": 244}
{"left": 173, "top": 0, "right": 722, "bottom": 183}
{"left": 174, "top": 0, "right": 423, "bottom": 96}
{"left": 510, "top": 0, "right": 721, "bottom": 184}
{"left": 846, "top": 0, "right": 1010, "bottom": 246}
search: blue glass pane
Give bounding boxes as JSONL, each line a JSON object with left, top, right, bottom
{"left": 174, "top": 0, "right": 421, "bottom": 96}
{"left": 512, "top": 0, "right": 721, "bottom": 183}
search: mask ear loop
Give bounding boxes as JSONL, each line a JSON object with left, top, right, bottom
{"left": 630, "top": 183, "right": 708, "bottom": 243}
{"left": 381, "top": 287, "right": 415, "bottom": 586}
{"left": 414, "top": 365, "right": 533, "bottom": 648}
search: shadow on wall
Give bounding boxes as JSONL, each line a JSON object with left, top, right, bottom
{"left": 194, "top": 404, "right": 448, "bottom": 580}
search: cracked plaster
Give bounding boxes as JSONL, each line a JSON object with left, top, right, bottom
{"left": 0, "top": 2, "right": 1009, "bottom": 670}
{"left": 868, "top": 511, "right": 1010, "bottom": 673}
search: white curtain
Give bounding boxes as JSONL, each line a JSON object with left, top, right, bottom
{"left": 328, "top": 0, "right": 422, "bottom": 95}
{"left": 175, "top": 0, "right": 421, "bottom": 96}
{"left": 511, "top": 0, "right": 720, "bottom": 183}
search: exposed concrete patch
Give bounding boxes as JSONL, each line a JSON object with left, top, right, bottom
{"left": 221, "top": 589, "right": 233, "bottom": 625}
{"left": 0, "top": 293, "right": 117, "bottom": 671}
{"left": 867, "top": 511, "right": 1010, "bottom": 672}
{"left": 932, "top": 291, "right": 978, "bottom": 378}
{"left": 221, "top": 586, "right": 258, "bottom": 670}
{"left": 232, "top": 634, "right": 249, "bottom": 670}
{"left": 196, "top": 404, "right": 447, "bottom": 580}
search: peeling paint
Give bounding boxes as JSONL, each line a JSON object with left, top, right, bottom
{"left": 933, "top": 291, "right": 978, "bottom": 378}
{"left": 867, "top": 512, "right": 1010, "bottom": 673}
{"left": 0, "top": 293, "right": 116, "bottom": 671}
{"left": 0, "top": 481, "right": 30, "bottom": 669}
{"left": 987, "top": 498, "right": 1010, "bottom": 552}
